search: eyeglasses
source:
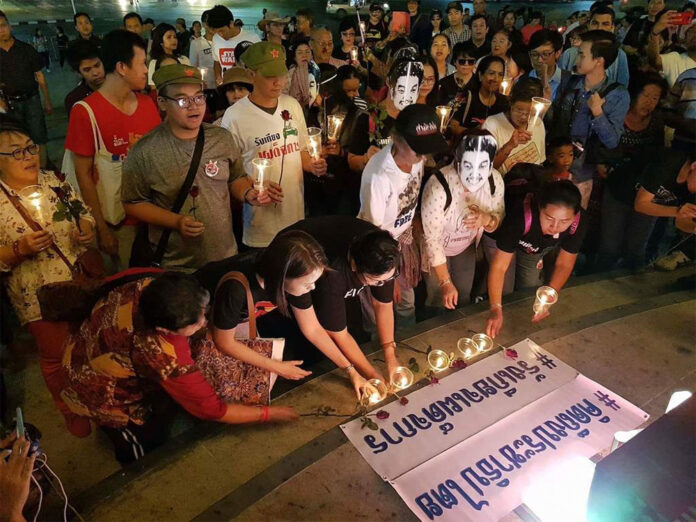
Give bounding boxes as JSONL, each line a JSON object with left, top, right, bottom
{"left": 457, "top": 58, "right": 476, "bottom": 65}
{"left": 0, "top": 144, "right": 39, "bottom": 161}
{"left": 364, "top": 266, "right": 400, "bottom": 287}
{"left": 160, "top": 94, "right": 206, "bottom": 109}
{"left": 341, "top": 31, "right": 356, "bottom": 37}
{"left": 529, "top": 50, "right": 555, "bottom": 60}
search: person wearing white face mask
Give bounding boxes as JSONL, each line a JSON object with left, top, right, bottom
{"left": 421, "top": 130, "right": 505, "bottom": 310}
{"left": 359, "top": 104, "right": 448, "bottom": 327}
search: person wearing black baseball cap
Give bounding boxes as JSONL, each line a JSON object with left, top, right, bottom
{"left": 358, "top": 104, "right": 447, "bottom": 327}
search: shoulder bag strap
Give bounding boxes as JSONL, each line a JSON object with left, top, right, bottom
{"left": 0, "top": 182, "right": 76, "bottom": 273}
{"left": 214, "top": 271, "right": 258, "bottom": 339}
{"left": 74, "top": 100, "right": 105, "bottom": 155}
{"left": 433, "top": 169, "right": 452, "bottom": 212}
{"left": 151, "top": 127, "right": 205, "bottom": 267}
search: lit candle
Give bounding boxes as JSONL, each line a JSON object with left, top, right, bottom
{"left": 472, "top": 333, "right": 493, "bottom": 353}
{"left": 435, "top": 105, "right": 452, "bottom": 134}
{"left": 428, "top": 349, "right": 450, "bottom": 372}
{"left": 527, "top": 97, "right": 551, "bottom": 129}
{"left": 251, "top": 158, "right": 271, "bottom": 193}
{"left": 327, "top": 114, "right": 345, "bottom": 142}
{"left": 364, "top": 379, "right": 388, "bottom": 404}
{"left": 500, "top": 77, "right": 511, "bottom": 96}
{"left": 390, "top": 366, "right": 414, "bottom": 390}
{"left": 307, "top": 127, "right": 322, "bottom": 161}
{"left": 19, "top": 185, "right": 48, "bottom": 227}
{"left": 350, "top": 47, "right": 359, "bottom": 62}
{"left": 457, "top": 338, "right": 478, "bottom": 359}
{"left": 533, "top": 286, "right": 558, "bottom": 315}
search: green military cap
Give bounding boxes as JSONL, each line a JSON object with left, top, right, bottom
{"left": 153, "top": 63, "right": 203, "bottom": 92}
{"left": 240, "top": 42, "right": 288, "bottom": 77}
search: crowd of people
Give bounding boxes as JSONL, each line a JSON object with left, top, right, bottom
{"left": 0, "top": 0, "right": 694, "bottom": 468}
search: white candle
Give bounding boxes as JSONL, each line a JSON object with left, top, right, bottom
{"left": 436, "top": 105, "right": 451, "bottom": 133}
{"left": 350, "top": 47, "right": 359, "bottom": 62}
{"left": 251, "top": 158, "right": 271, "bottom": 193}
{"left": 307, "top": 127, "right": 322, "bottom": 160}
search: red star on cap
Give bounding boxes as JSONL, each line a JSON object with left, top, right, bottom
{"left": 270, "top": 49, "right": 279, "bottom": 59}
{"left": 185, "top": 69, "right": 194, "bottom": 76}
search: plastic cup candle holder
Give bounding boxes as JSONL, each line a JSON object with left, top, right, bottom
{"left": 428, "top": 349, "right": 450, "bottom": 372}
{"left": 533, "top": 286, "right": 558, "bottom": 315}
{"left": 456, "top": 338, "right": 478, "bottom": 360}
{"left": 350, "top": 47, "right": 359, "bottom": 62}
{"left": 364, "top": 379, "right": 388, "bottom": 405}
{"left": 307, "top": 127, "right": 323, "bottom": 160}
{"left": 500, "top": 77, "right": 512, "bottom": 96}
{"left": 251, "top": 158, "right": 271, "bottom": 193}
{"left": 390, "top": 366, "right": 414, "bottom": 390}
{"left": 199, "top": 67, "right": 207, "bottom": 79}
{"left": 436, "top": 105, "right": 452, "bottom": 134}
{"left": 327, "top": 114, "right": 345, "bottom": 142}
{"left": 528, "top": 97, "right": 551, "bottom": 128}
{"left": 472, "top": 333, "right": 494, "bottom": 353}
{"left": 19, "top": 185, "right": 49, "bottom": 227}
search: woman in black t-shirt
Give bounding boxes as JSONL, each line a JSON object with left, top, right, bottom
{"left": 452, "top": 55, "right": 509, "bottom": 131}
{"left": 486, "top": 180, "right": 588, "bottom": 338}
{"left": 195, "top": 230, "right": 369, "bottom": 398}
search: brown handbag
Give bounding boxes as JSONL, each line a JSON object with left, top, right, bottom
{"left": 0, "top": 182, "right": 105, "bottom": 321}
{"left": 193, "top": 271, "right": 283, "bottom": 404}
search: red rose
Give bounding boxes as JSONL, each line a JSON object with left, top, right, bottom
{"left": 429, "top": 376, "right": 440, "bottom": 385}
{"left": 281, "top": 110, "right": 291, "bottom": 121}
{"left": 451, "top": 360, "right": 468, "bottom": 370}
{"left": 375, "top": 410, "right": 390, "bottom": 420}
{"left": 399, "top": 396, "right": 409, "bottom": 406}
{"left": 189, "top": 186, "right": 200, "bottom": 198}
{"left": 54, "top": 171, "right": 66, "bottom": 183}
{"left": 504, "top": 348, "right": 519, "bottom": 360}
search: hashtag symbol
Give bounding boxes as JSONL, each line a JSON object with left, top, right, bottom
{"left": 534, "top": 352, "right": 557, "bottom": 369}
{"left": 594, "top": 390, "right": 620, "bottom": 411}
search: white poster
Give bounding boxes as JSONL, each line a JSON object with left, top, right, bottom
{"left": 391, "top": 374, "right": 648, "bottom": 521}
{"left": 341, "top": 339, "right": 578, "bottom": 480}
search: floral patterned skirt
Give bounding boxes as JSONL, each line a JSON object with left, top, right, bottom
{"left": 192, "top": 335, "right": 282, "bottom": 405}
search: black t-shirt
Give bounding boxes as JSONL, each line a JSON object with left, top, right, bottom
{"left": 471, "top": 40, "right": 491, "bottom": 60}
{"left": 195, "top": 251, "right": 274, "bottom": 331}
{"left": 283, "top": 217, "right": 394, "bottom": 332}
{"left": 639, "top": 149, "right": 694, "bottom": 207}
{"left": 365, "top": 21, "right": 388, "bottom": 45}
{"left": 494, "top": 195, "right": 588, "bottom": 255}
{"left": 455, "top": 88, "right": 508, "bottom": 129}
{"left": 436, "top": 74, "right": 470, "bottom": 106}
{"left": 0, "top": 39, "right": 43, "bottom": 96}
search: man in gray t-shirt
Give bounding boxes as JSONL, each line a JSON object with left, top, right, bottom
{"left": 122, "top": 64, "right": 274, "bottom": 269}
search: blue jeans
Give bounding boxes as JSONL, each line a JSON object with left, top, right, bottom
{"left": 7, "top": 93, "right": 47, "bottom": 144}
{"left": 596, "top": 189, "right": 656, "bottom": 271}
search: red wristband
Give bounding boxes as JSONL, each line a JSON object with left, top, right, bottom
{"left": 261, "top": 405, "right": 270, "bottom": 423}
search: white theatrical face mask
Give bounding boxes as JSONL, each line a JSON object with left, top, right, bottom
{"left": 308, "top": 75, "right": 318, "bottom": 105}
{"left": 456, "top": 136, "right": 496, "bottom": 192}
{"left": 390, "top": 60, "right": 422, "bottom": 111}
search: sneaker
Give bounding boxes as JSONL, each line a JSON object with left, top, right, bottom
{"left": 654, "top": 250, "right": 690, "bottom": 271}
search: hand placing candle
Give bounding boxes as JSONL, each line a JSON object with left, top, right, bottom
{"left": 307, "top": 127, "right": 323, "bottom": 160}
{"left": 533, "top": 285, "right": 558, "bottom": 322}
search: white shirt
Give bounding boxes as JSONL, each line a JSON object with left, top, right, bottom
{"left": 358, "top": 144, "right": 424, "bottom": 239}
{"left": 212, "top": 30, "right": 261, "bottom": 73}
{"left": 221, "top": 95, "right": 308, "bottom": 247}
{"left": 147, "top": 55, "right": 191, "bottom": 87}
{"left": 189, "top": 36, "right": 216, "bottom": 89}
{"left": 660, "top": 51, "right": 696, "bottom": 88}
{"left": 482, "top": 112, "right": 546, "bottom": 175}
{"left": 421, "top": 165, "right": 505, "bottom": 269}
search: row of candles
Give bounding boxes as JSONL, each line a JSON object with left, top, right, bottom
{"left": 435, "top": 96, "right": 551, "bottom": 134}
{"left": 363, "top": 286, "right": 559, "bottom": 405}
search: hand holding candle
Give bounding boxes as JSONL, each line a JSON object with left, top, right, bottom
{"left": 327, "top": 114, "right": 345, "bottom": 142}
{"left": 251, "top": 158, "right": 271, "bottom": 193}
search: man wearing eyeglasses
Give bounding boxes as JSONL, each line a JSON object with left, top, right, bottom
{"left": 527, "top": 29, "right": 570, "bottom": 102}
{"left": 121, "top": 64, "right": 269, "bottom": 270}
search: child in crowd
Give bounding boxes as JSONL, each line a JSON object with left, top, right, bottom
{"left": 214, "top": 66, "right": 253, "bottom": 122}
{"left": 544, "top": 136, "right": 574, "bottom": 181}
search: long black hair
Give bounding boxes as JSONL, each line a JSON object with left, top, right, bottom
{"left": 150, "top": 23, "right": 181, "bottom": 62}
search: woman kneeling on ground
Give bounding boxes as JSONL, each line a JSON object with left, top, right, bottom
{"left": 61, "top": 271, "right": 297, "bottom": 464}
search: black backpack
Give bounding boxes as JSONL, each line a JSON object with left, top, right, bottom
{"left": 423, "top": 166, "right": 497, "bottom": 212}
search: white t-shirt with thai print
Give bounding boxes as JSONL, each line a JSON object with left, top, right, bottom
{"left": 358, "top": 144, "right": 424, "bottom": 239}
{"left": 221, "top": 95, "right": 308, "bottom": 247}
